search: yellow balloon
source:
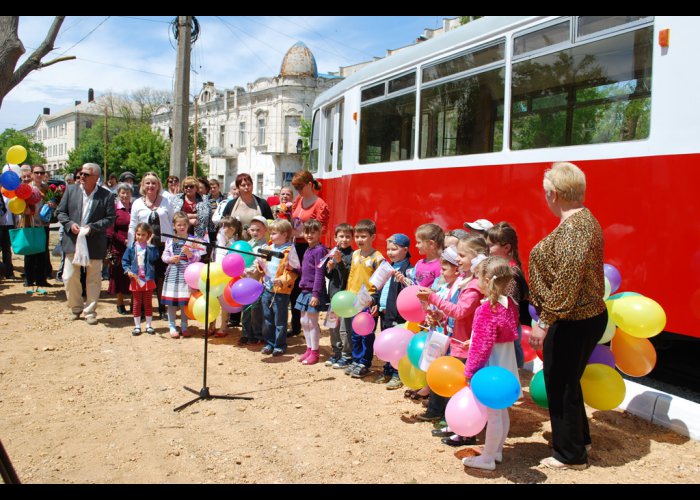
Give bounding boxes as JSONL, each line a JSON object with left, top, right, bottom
{"left": 8, "top": 197, "right": 26, "bottom": 215}
{"left": 603, "top": 277, "right": 611, "bottom": 300}
{"left": 6, "top": 145, "right": 27, "bottom": 165}
{"left": 200, "top": 262, "right": 229, "bottom": 286}
{"left": 580, "top": 363, "right": 626, "bottom": 411}
{"left": 404, "top": 321, "right": 423, "bottom": 333}
{"left": 193, "top": 295, "right": 221, "bottom": 323}
{"left": 398, "top": 355, "right": 427, "bottom": 390}
{"left": 611, "top": 295, "right": 666, "bottom": 338}
{"left": 598, "top": 307, "right": 616, "bottom": 344}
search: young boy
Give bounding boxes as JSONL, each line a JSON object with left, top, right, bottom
{"left": 260, "top": 219, "right": 298, "bottom": 356}
{"left": 239, "top": 215, "right": 269, "bottom": 346}
{"left": 325, "top": 223, "right": 355, "bottom": 369}
{"left": 375, "top": 233, "right": 412, "bottom": 389}
{"left": 344, "top": 219, "right": 385, "bottom": 379}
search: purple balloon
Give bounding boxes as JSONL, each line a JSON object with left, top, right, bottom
{"left": 588, "top": 345, "right": 616, "bottom": 368}
{"left": 528, "top": 303, "right": 539, "bottom": 322}
{"left": 604, "top": 263, "right": 622, "bottom": 294}
{"left": 230, "top": 277, "right": 263, "bottom": 305}
{"left": 218, "top": 296, "right": 243, "bottom": 313}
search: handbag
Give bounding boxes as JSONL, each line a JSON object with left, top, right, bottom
{"left": 39, "top": 204, "right": 53, "bottom": 223}
{"left": 9, "top": 216, "right": 46, "bottom": 255}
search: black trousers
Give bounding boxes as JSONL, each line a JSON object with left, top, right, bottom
{"left": 543, "top": 310, "right": 608, "bottom": 465}
{"left": 0, "top": 225, "right": 14, "bottom": 277}
{"left": 289, "top": 241, "right": 308, "bottom": 334}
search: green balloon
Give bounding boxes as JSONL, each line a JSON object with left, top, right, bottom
{"left": 331, "top": 291, "right": 359, "bottom": 318}
{"left": 530, "top": 370, "right": 549, "bottom": 409}
{"left": 230, "top": 240, "right": 255, "bottom": 266}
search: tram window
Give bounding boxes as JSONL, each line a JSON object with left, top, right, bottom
{"left": 513, "top": 21, "right": 570, "bottom": 57}
{"left": 359, "top": 92, "right": 415, "bottom": 164}
{"left": 419, "top": 67, "right": 504, "bottom": 158}
{"left": 309, "top": 110, "right": 320, "bottom": 173}
{"left": 337, "top": 103, "right": 344, "bottom": 170}
{"left": 423, "top": 42, "right": 504, "bottom": 83}
{"left": 361, "top": 83, "right": 385, "bottom": 102}
{"left": 577, "top": 16, "right": 651, "bottom": 38}
{"left": 511, "top": 26, "right": 653, "bottom": 150}
{"left": 324, "top": 107, "right": 333, "bottom": 172}
{"left": 388, "top": 73, "right": 415, "bottom": 93}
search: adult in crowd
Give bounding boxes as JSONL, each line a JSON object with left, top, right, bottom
{"left": 162, "top": 175, "right": 180, "bottom": 203}
{"left": 106, "top": 174, "right": 118, "bottom": 193}
{"left": 56, "top": 163, "right": 116, "bottom": 325}
{"left": 20, "top": 165, "right": 50, "bottom": 291}
{"left": 128, "top": 171, "right": 173, "bottom": 320}
{"left": 106, "top": 183, "right": 133, "bottom": 315}
{"left": 31, "top": 164, "right": 56, "bottom": 286}
{"left": 528, "top": 162, "right": 607, "bottom": 470}
{"left": 220, "top": 173, "right": 273, "bottom": 240}
{"left": 272, "top": 185, "right": 294, "bottom": 220}
{"left": 119, "top": 171, "right": 139, "bottom": 200}
{"left": 288, "top": 170, "right": 330, "bottom": 337}
{"left": 65, "top": 173, "right": 75, "bottom": 185}
{"left": 197, "top": 177, "right": 217, "bottom": 252}
{"left": 170, "top": 175, "right": 211, "bottom": 241}
{"left": 212, "top": 181, "right": 238, "bottom": 226}
{"left": 55, "top": 168, "right": 81, "bottom": 282}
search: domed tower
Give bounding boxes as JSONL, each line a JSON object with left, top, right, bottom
{"left": 280, "top": 41, "right": 318, "bottom": 78}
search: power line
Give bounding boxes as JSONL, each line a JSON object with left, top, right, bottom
{"left": 76, "top": 57, "right": 172, "bottom": 79}
{"left": 214, "top": 16, "right": 277, "bottom": 75}
{"left": 117, "top": 16, "right": 171, "bottom": 24}
{"left": 59, "top": 16, "right": 111, "bottom": 56}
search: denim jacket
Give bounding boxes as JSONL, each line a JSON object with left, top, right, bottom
{"left": 122, "top": 243, "right": 160, "bottom": 282}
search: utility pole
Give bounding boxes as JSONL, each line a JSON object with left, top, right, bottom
{"left": 193, "top": 97, "right": 198, "bottom": 178}
{"left": 103, "top": 108, "right": 108, "bottom": 180}
{"left": 170, "top": 16, "right": 193, "bottom": 181}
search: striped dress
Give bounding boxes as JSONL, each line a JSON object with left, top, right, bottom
{"left": 161, "top": 239, "right": 200, "bottom": 306}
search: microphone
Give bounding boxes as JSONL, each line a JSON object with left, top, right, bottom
{"left": 256, "top": 247, "right": 284, "bottom": 259}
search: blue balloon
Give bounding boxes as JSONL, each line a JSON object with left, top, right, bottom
{"left": 471, "top": 366, "right": 520, "bottom": 409}
{"left": 608, "top": 291, "right": 642, "bottom": 301}
{"left": 407, "top": 331, "right": 428, "bottom": 368}
{"left": 1, "top": 170, "right": 21, "bottom": 191}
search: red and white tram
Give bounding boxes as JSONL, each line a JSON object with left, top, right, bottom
{"left": 309, "top": 16, "right": 700, "bottom": 378}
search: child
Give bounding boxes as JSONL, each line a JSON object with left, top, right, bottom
{"left": 122, "top": 222, "right": 160, "bottom": 336}
{"left": 461, "top": 256, "right": 521, "bottom": 471}
{"left": 375, "top": 233, "right": 412, "bottom": 389}
{"left": 294, "top": 219, "right": 329, "bottom": 365}
{"left": 444, "top": 228, "right": 469, "bottom": 249}
{"left": 260, "top": 219, "right": 298, "bottom": 356}
{"left": 399, "top": 223, "right": 443, "bottom": 287}
{"left": 344, "top": 219, "right": 385, "bottom": 379}
{"left": 239, "top": 215, "right": 269, "bottom": 345}
{"left": 161, "top": 212, "right": 201, "bottom": 338}
{"left": 485, "top": 221, "right": 531, "bottom": 368}
{"left": 208, "top": 216, "right": 243, "bottom": 337}
{"left": 325, "top": 223, "right": 355, "bottom": 369}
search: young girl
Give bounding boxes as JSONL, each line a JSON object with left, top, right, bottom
{"left": 122, "top": 223, "right": 160, "bottom": 336}
{"left": 485, "top": 221, "right": 531, "bottom": 368}
{"left": 294, "top": 219, "right": 328, "bottom": 365}
{"left": 400, "top": 223, "right": 443, "bottom": 287}
{"left": 461, "top": 256, "right": 521, "bottom": 471}
{"left": 210, "top": 216, "right": 243, "bottom": 337}
{"left": 161, "top": 212, "right": 201, "bottom": 338}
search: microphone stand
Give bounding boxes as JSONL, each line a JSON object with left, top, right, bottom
{"left": 163, "top": 232, "right": 273, "bottom": 412}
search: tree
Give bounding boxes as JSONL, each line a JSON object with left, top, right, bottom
{"left": 188, "top": 125, "right": 207, "bottom": 177}
{"left": 460, "top": 16, "right": 483, "bottom": 25}
{"left": 299, "top": 118, "right": 311, "bottom": 169}
{"left": 0, "top": 16, "right": 75, "bottom": 110}
{"left": 0, "top": 128, "right": 46, "bottom": 165}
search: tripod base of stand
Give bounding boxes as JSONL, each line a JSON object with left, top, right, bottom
{"left": 174, "top": 385, "right": 253, "bottom": 412}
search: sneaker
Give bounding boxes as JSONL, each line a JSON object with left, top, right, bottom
{"left": 260, "top": 345, "right": 273, "bottom": 355}
{"left": 344, "top": 361, "right": 358, "bottom": 375}
{"left": 69, "top": 312, "right": 81, "bottom": 321}
{"left": 539, "top": 457, "right": 588, "bottom": 470}
{"left": 416, "top": 411, "right": 442, "bottom": 422}
{"left": 386, "top": 377, "right": 403, "bottom": 390}
{"left": 462, "top": 456, "right": 496, "bottom": 471}
{"left": 238, "top": 337, "right": 249, "bottom": 345}
{"left": 272, "top": 348, "right": 286, "bottom": 357}
{"left": 325, "top": 355, "right": 341, "bottom": 367}
{"left": 333, "top": 357, "right": 352, "bottom": 369}
{"left": 350, "top": 364, "right": 370, "bottom": 378}
{"left": 374, "top": 374, "right": 392, "bottom": 384}
{"left": 169, "top": 329, "right": 181, "bottom": 339}
{"left": 431, "top": 427, "right": 453, "bottom": 438}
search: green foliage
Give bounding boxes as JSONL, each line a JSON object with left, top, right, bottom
{"left": 460, "top": 16, "right": 483, "bottom": 25}
{"left": 188, "top": 125, "right": 208, "bottom": 177}
{"left": 0, "top": 128, "right": 46, "bottom": 165}
{"left": 299, "top": 118, "right": 311, "bottom": 168}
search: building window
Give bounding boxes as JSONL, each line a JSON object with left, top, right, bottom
{"left": 219, "top": 125, "right": 225, "bottom": 148}
{"left": 258, "top": 118, "right": 266, "bottom": 144}
{"left": 239, "top": 122, "right": 246, "bottom": 147}
{"left": 256, "top": 173, "right": 263, "bottom": 196}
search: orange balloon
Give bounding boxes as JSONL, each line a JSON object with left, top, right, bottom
{"left": 426, "top": 356, "right": 467, "bottom": 397}
{"left": 1, "top": 187, "right": 15, "bottom": 198}
{"left": 185, "top": 291, "right": 202, "bottom": 321}
{"left": 611, "top": 328, "right": 657, "bottom": 377}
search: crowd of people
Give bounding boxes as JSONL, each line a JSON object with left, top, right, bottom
{"left": 0, "top": 160, "right": 607, "bottom": 472}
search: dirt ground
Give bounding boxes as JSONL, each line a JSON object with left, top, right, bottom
{"left": 0, "top": 241, "right": 699, "bottom": 484}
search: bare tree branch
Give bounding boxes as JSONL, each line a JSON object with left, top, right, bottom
{"left": 40, "top": 55, "right": 76, "bottom": 69}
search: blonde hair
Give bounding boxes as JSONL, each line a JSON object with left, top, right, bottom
{"left": 543, "top": 162, "right": 586, "bottom": 203}
{"left": 139, "top": 171, "right": 163, "bottom": 197}
{"left": 476, "top": 256, "right": 516, "bottom": 308}
{"left": 268, "top": 219, "right": 293, "bottom": 240}
{"left": 172, "top": 211, "right": 189, "bottom": 227}
{"left": 415, "top": 223, "right": 445, "bottom": 250}
{"left": 458, "top": 233, "right": 488, "bottom": 256}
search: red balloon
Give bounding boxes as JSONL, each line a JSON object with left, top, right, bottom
{"left": 520, "top": 325, "right": 538, "bottom": 363}
{"left": 222, "top": 278, "right": 242, "bottom": 308}
{"left": 15, "top": 183, "right": 32, "bottom": 200}
{"left": 27, "top": 188, "right": 42, "bottom": 205}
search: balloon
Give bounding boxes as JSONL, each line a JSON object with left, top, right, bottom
{"left": 611, "top": 295, "right": 666, "bottom": 338}
{"left": 426, "top": 356, "right": 466, "bottom": 397}
{"left": 471, "top": 366, "right": 521, "bottom": 409}
{"left": 529, "top": 370, "right": 548, "bottom": 408}
{"left": 603, "top": 263, "right": 622, "bottom": 294}
{"left": 1, "top": 187, "right": 15, "bottom": 198}
{"left": 198, "top": 278, "right": 226, "bottom": 299}
{"left": 396, "top": 285, "right": 427, "bottom": 323}
{"left": 608, "top": 291, "right": 642, "bottom": 301}
{"left": 528, "top": 303, "right": 539, "bottom": 322}
{"left": 599, "top": 309, "right": 617, "bottom": 344}
{"left": 444, "top": 386, "right": 488, "bottom": 437}
{"left": 222, "top": 279, "right": 243, "bottom": 307}
{"left": 14, "top": 183, "right": 31, "bottom": 200}
{"left": 230, "top": 277, "right": 264, "bottom": 305}
{"left": 580, "top": 363, "right": 626, "bottom": 411}
{"left": 611, "top": 329, "right": 657, "bottom": 377}
{"left": 603, "top": 277, "right": 611, "bottom": 300}
{"left": 218, "top": 295, "right": 243, "bottom": 314}
{"left": 6, "top": 145, "right": 27, "bottom": 165}
{"left": 0, "top": 170, "right": 21, "bottom": 191}
{"left": 222, "top": 252, "right": 245, "bottom": 278}
{"left": 200, "top": 261, "right": 228, "bottom": 286}
{"left": 374, "top": 326, "right": 413, "bottom": 364}
{"left": 230, "top": 240, "right": 255, "bottom": 266}
{"left": 8, "top": 197, "right": 26, "bottom": 215}
{"left": 184, "top": 262, "right": 205, "bottom": 289}
{"left": 9, "top": 164, "right": 21, "bottom": 176}
{"left": 331, "top": 290, "right": 359, "bottom": 318}
{"left": 351, "top": 311, "right": 375, "bottom": 336}
{"left": 193, "top": 295, "right": 221, "bottom": 324}
{"left": 407, "top": 331, "right": 428, "bottom": 368}
{"left": 397, "top": 355, "right": 427, "bottom": 389}
{"left": 520, "top": 325, "right": 537, "bottom": 362}
{"left": 185, "top": 291, "right": 202, "bottom": 320}
{"left": 588, "top": 345, "right": 616, "bottom": 368}
{"left": 27, "top": 187, "right": 42, "bottom": 205}
{"left": 404, "top": 321, "right": 422, "bottom": 333}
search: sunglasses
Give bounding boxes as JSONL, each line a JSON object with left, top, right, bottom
{"left": 80, "top": 172, "right": 93, "bottom": 177}
{"left": 168, "top": 179, "right": 179, "bottom": 183}
{"left": 33, "top": 171, "right": 46, "bottom": 175}
{"left": 183, "top": 185, "right": 196, "bottom": 189}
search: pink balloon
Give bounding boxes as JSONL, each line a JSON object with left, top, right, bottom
{"left": 222, "top": 252, "right": 245, "bottom": 278}
{"left": 352, "top": 312, "right": 375, "bottom": 336}
{"left": 374, "top": 327, "right": 413, "bottom": 364}
{"left": 218, "top": 296, "right": 243, "bottom": 313}
{"left": 445, "top": 386, "right": 489, "bottom": 437}
{"left": 184, "top": 262, "right": 205, "bottom": 289}
{"left": 396, "top": 285, "right": 427, "bottom": 323}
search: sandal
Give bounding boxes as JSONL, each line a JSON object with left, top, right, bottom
{"left": 146, "top": 327, "right": 156, "bottom": 335}
{"left": 35, "top": 288, "right": 47, "bottom": 295}
{"left": 213, "top": 329, "right": 228, "bottom": 338}
{"left": 132, "top": 327, "right": 142, "bottom": 336}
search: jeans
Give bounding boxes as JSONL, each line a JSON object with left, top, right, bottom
{"left": 242, "top": 298, "right": 263, "bottom": 340}
{"left": 262, "top": 289, "right": 290, "bottom": 350}
{"left": 351, "top": 310, "right": 377, "bottom": 367}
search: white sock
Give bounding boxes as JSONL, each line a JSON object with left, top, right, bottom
{"left": 134, "top": 317, "right": 142, "bottom": 328}
{"left": 145, "top": 316, "right": 152, "bottom": 328}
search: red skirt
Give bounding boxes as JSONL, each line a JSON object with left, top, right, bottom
{"left": 129, "top": 278, "right": 156, "bottom": 292}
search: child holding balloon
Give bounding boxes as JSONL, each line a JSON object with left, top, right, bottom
{"left": 238, "top": 215, "right": 269, "bottom": 345}
{"left": 325, "top": 223, "right": 355, "bottom": 369}
{"left": 162, "top": 212, "right": 201, "bottom": 338}
{"left": 122, "top": 222, "right": 160, "bottom": 336}
{"left": 294, "top": 219, "right": 329, "bottom": 365}
{"left": 209, "top": 216, "right": 243, "bottom": 337}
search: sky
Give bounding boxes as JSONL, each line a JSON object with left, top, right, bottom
{"left": 0, "top": 15, "right": 456, "bottom": 131}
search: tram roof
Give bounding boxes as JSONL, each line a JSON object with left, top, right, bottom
{"left": 314, "top": 16, "right": 540, "bottom": 109}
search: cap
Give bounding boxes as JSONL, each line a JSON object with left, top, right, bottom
{"left": 442, "top": 246, "right": 460, "bottom": 266}
{"left": 446, "top": 228, "right": 469, "bottom": 240}
{"left": 250, "top": 215, "right": 269, "bottom": 227}
{"left": 387, "top": 233, "right": 410, "bottom": 248}
{"left": 119, "top": 171, "right": 137, "bottom": 182}
{"left": 463, "top": 218, "right": 494, "bottom": 232}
